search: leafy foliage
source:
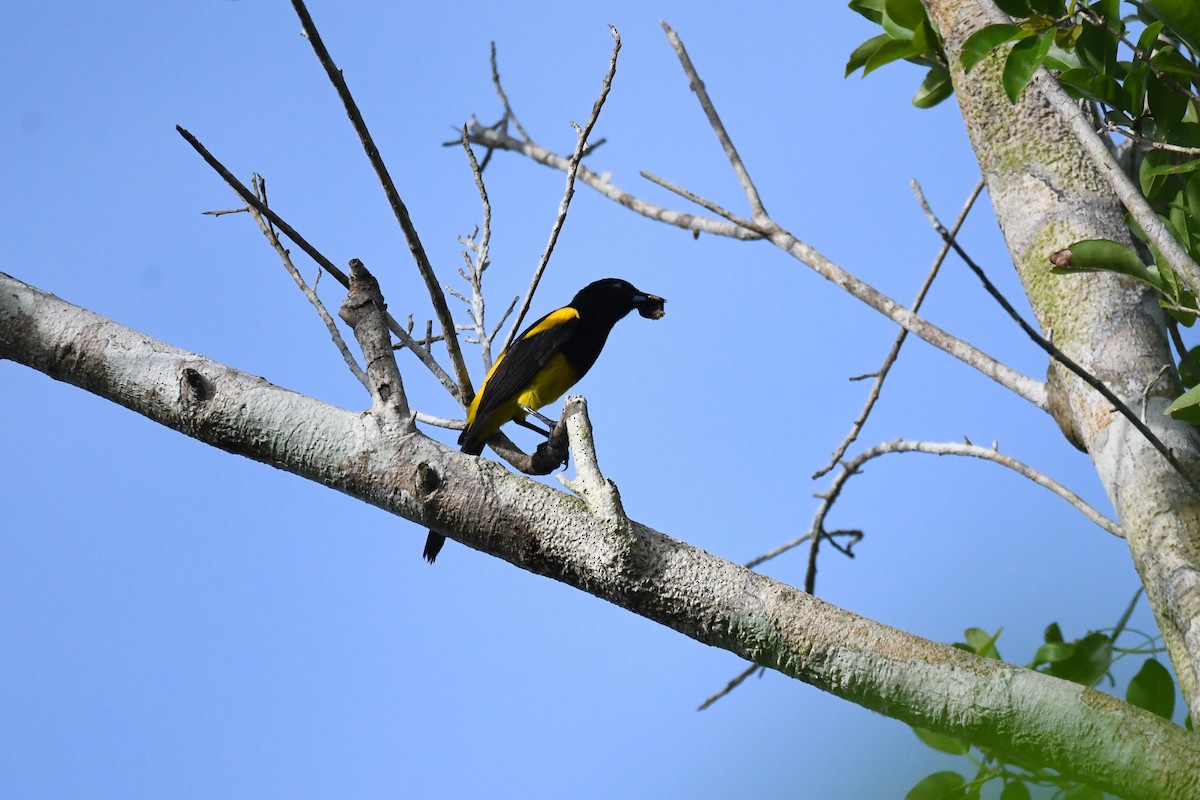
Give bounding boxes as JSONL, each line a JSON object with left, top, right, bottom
{"left": 906, "top": 591, "right": 1184, "bottom": 799}
{"left": 849, "top": 1, "right": 1200, "bottom": 420}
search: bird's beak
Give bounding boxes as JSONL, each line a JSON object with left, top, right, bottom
{"left": 634, "top": 293, "right": 666, "bottom": 320}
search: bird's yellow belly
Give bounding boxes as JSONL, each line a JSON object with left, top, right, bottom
{"left": 516, "top": 353, "right": 575, "bottom": 413}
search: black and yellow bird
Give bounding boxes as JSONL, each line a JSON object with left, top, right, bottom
{"left": 424, "top": 277, "right": 666, "bottom": 563}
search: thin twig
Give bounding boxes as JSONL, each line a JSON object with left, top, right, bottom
{"left": 289, "top": 0, "right": 473, "bottom": 401}
{"left": 461, "top": 28, "right": 1048, "bottom": 410}
{"left": 912, "top": 180, "right": 1200, "bottom": 494}
{"left": 661, "top": 21, "right": 766, "bottom": 222}
{"left": 771, "top": 438, "right": 1125, "bottom": 591}
{"left": 460, "top": 126, "right": 494, "bottom": 371}
{"left": 460, "top": 124, "right": 761, "bottom": 240}
{"left": 697, "top": 664, "right": 761, "bottom": 711}
{"left": 246, "top": 174, "right": 370, "bottom": 392}
{"left": 175, "top": 125, "right": 458, "bottom": 396}
{"left": 1104, "top": 123, "right": 1200, "bottom": 155}
{"left": 640, "top": 170, "right": 756, "bottom": 231}
{"left": 814, "top": 178, "right": 987, "bottom": 478}
{"left": 503, "top": 26, "right": 622, "bottom": 353}
{"left": 490, "top": 42, "right": 531, "bottom": 142}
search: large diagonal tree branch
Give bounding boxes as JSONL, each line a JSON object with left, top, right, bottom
{"left": 1, "top": 270, "right": 1196, "bottom": 799}
{"left": 926, "top": 0, "right": 1200, "bottom": 718}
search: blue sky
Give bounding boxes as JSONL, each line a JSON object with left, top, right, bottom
{"left": 0, "top": 2, "right": 1166, "bottom": 798}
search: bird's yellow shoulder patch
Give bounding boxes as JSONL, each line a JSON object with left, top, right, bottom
{"left": 522, "top": 306, "right": 580, "bottom": 339}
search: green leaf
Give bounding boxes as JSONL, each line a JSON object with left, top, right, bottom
{"left": 913, "top": 65, "right": 954, "bottom": 108}
{"left": 1143, "top": 0, "right": 1200, "bottom": 54}
{"left": 911, "top": 726, "right": 971, "bottom": 755}
{"left": 1056, "top": 67, "right": 1127, "bottom": 107}
{"left": 1165, "top": 383, "right": 1200, "bottom": 419}
{"left": 1089, "top": 0, "right": 1122, "bottom": 28}
{"left": 994, "top": 0, "right": 1031, "bottom": 16}
{"left": 1145, "top": 158, "right": 1200, "bottom": 178}
{"left": 1136, "top": 20, "right": 1167, "bottom": 57}
{"left": 1127, "top": 658, "right": 1177, "bottom": 719}
{"left": 999, "top": 781, "right": 1032, "bottom": 800}
{"left": 1049, "top": 239, "right": 1163, "bottom": 290}
{"left": 883, "top": 0, "right": 927, "bottom": 36}
{"left": 1148, "top": 73, "right": 1190, "bottom": 132}
{"left": 1075, "top": 12, "right": 1119, "bottom": 74}
{"left": 1003, "top": 32, "right": 1053, "bottom": 102}
{"left": 1033, "top": 641, "right": 1076, "bottom": 665}
{"left": 848, "top": 0, "right": 886, "bottom": 25}
{"left": 1054, "top": 23, "right": 1084, "bottom": 52}
{"left": 907, "top": 771, "right": 968, "bottom": 800}
{"left": 960, "top": 24, "right": 1023, "bottom": 72}
{"left": 1179, "top": 345, "right": 1200, "bottom": 387}
{"left": 1046, "top": 631, "right": 1112, "bottom": 686}
{"left": 863, "top": 37, "right": 923, "bottom": 76}
{"left": 1062, "top": 784, "right": 1105, "bottom": 800}
{"left": 1044, "top": 621, "right": 1063, "bottom": 643}
{"left": 960, "top": 627, "right": 1002, "bottom": 659}
{"left": 847, "top": 34, "right": 895, "bottom": 77}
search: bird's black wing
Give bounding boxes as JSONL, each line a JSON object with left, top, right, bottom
{"left": 463, "top": 307, "right": 580, "bottom": 444}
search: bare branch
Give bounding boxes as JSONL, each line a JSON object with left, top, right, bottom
{"left": 461, "top": 124, "right": 762, "bottom": 240}
{"left": 503, "top": 26, "right": 622, "bottom": 353}
{"left": 174, "top": 126, "right": 459, "bottom": 396}
{"left": 490, "top": 41, "right": 531, "bottom": 143}
{"left": 912, "top": 179, "right": 1200, "bottom": 495}
{"left": 246, "top": 174, "right": 370, "bottom": 393}
{"left": 462, "top": 35, "right": 1048, "bottom": 410}
{"left": 4, "top": 271, "right": 1196, "bottom": 800}
{"left": 459, "top": 126, "right": 494, "bottom": 371}
{"left": 661, "top": 21, "right": 766, "bottom": 222}
{"left": 814, "top": 178, "right": 987, "bottom": 478}
{"left": 289, "top": 0, "right": 473, "bottom": 400}
{"left": 752, "top": 437, "right": 1124, "bottom": 589}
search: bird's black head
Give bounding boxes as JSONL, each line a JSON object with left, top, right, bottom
{"left": 570, "top": 278, "right": 666, "bottom": 323}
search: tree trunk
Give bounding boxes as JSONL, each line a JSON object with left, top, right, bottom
{"left": 924, "top": 0, "right": 1200, "bottom": 718}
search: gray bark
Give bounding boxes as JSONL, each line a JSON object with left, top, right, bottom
{"left": 925, "top": 0, "right": 1200, "bottom": 720}
{"left": 3, "top": 271, "right": 1198, "bottom": 799}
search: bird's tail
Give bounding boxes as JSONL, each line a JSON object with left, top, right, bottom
{"left": 423, "top": 438, "right": 484, "bottom": 564}
{"left": 423, "top": 531, "right": 446, "bottom": 563}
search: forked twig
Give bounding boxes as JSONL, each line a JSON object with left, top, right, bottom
{"left": 289, "top": 0, "right": 473, "bottom": 400}
{"left": 176, "top": 125, "right": 458, "bottom": 397}
{"left": 502, "top": 26, "right": 622, "bottom": 353}
{"left": 464, "top": 25, "right": 1048, "bottom": 410}
{"left": 813, "top": 179, "right": 987, "bottom": 478}
{"left": 773, "top": 438, "right": 1124, "bottom": 593}
{"left": 245, "top": 174, "right": 369, "bottom": 392}
{"left": 661, "top": 21, "right": 765, "bottom": 222}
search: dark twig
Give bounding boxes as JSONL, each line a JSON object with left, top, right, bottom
{"left": 911, "top": 180, "right": 1200, "bottom": 493}
{"left": 175, "top": 125, "right": 458, "bottom": 396}
{"left": 814, "top": 178, "right": 987, "bottom": 479}
{"left": 697, "top": 664, "right": 761, "bottom": 711}
{"left": 289, "top": 0, "right": 473, "bottom": 400}
{"left": 792, "top": 437, "right": 1124, "bottom": 592}
{"left": 503, "top": 26, "right": 622, "bottom": 353}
